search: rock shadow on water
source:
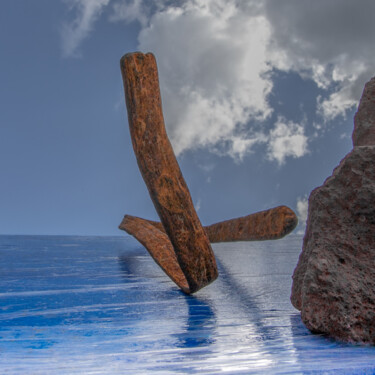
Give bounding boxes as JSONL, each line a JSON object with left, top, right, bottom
{"left": 288, "top": 313, "right": 375, "bottom": 373}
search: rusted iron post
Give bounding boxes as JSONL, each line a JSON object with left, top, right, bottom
{"left": 121, "top": 205, "right": 297, "bottom": 244}
{"left": 120, "top": 52, "right": 218, "bottom": 293}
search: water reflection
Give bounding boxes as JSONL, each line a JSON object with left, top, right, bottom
{"left": 174, "top": 294, "right": 216, "bottom": 348}
{"left": 4, "top": 235, "right": 375, "bottom": 373}
{"left": 117, "top": 238, "right": 375, "bottom": 373}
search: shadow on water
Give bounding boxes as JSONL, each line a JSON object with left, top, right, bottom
{"left": 118, "top": 241, "right": 375, "bottom": 372}
{"left": 119, "top": 241, "right": 299, "bottom": 341}
{"left": 118, "top": 253, "right": 146, "bottom": 283}
{"left": 216, "top": 258, "right": 277, "bottom": 342}
{"left": 289, "top": 312, "right": 312, "bottom": 340}
{"left": 119, "top": 243, "right": 291, "bottom": 348}
{"left": 288, "top": 313, "right": 375, "bottom": 373}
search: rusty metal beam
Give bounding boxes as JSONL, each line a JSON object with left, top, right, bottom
{"left": 120, "top": 52, "right": 218, "bottom": 293}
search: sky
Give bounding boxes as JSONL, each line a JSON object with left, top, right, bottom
{"left": 1, "top": 0, "right": 374, "bottom": 236}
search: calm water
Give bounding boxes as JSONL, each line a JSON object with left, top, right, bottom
{"left": 1, "top": 234, "right": 375, "bottom": 374}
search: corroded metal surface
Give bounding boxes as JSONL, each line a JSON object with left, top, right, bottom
{"left": 120, "top": 52, "right": 218, "bottom": 293}
{"left": 120, "top": 51, "right": 298, "bottom": 295}
{"left": 121, "top": 205, "right": 297, "bottom": 244}
{"left": 205, "top": 206, "right": 297, "bottom": 242}
{"left": 120, "top": 207, "right": 297, "bottom": 293}
{"left": 121, "top": 215, "right": 189, "bottom": 293}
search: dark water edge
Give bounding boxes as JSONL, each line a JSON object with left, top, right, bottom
{"left": 1, "top": 234, "right": 375, "bottom": 374}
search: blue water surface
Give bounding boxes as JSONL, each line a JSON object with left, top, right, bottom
{"left": 1, "top": 234, "right": 375, "bottom": 374}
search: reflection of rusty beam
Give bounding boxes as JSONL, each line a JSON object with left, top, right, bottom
{"left": 120, "top": 52, "right": 218, "bottom": 294}
{"left": 120, "top": 205, "right": 297, "bottom": 244}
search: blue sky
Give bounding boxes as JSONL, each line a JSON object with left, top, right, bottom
{"left": 1, "top": 0, "right": 373, "bottom": 236}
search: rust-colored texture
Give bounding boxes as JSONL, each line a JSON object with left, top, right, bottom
{"left": 204, "top": 205, "right": 297, "bottom": 242}
{"left": 120, "top": 205, "right": 297, "bottom": 244}
{"left": 120, "top": 52, "right": 218, "bottom": 294}
{"left": 120, "top": 52, "right": 298, "bottom": 294}
{"left": 120, "top": 208, "right": 297, "bottom": 293}
{"left": 121, "top": 215, "right": 190, "bottom": 294}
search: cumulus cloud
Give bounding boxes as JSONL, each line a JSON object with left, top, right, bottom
{"left": 267, "top": 118, "right": 308, "bottom": 165}
{"left": 61, "top": 0, "right": 110, "bottom": 58}
{"left": 62, "top": 0, "right": 375, "bottom": 161}
{"left": 264, "top": 0, "right": 375, "bottom": 120}
{"left": 137, "top": 0, "right": 273, "bottom": 157}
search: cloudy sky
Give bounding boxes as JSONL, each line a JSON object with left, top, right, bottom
{"left": 1, "top": 0, "right": 374, "bottom": 235}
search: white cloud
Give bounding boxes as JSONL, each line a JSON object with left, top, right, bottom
{"left": 62, "top": 0, "right": 375, "bottom": 161}
{"left": 317, "top": 88, "right": 358, "bottom": 121}
{"left": 296, "top": 196, "right": 309, "bottom": 234}
{"left": 137, "top": 0, "right": 274, "bottom": 157}
{"left": 228, "top": 135, "right": 267, "bottom": 162}
{"left": 339, "top": 132, "right": 350, "bottom": 140}
{"left": 263, "top": 0, "right": 375, "bottom": 121}
{"left": 109, "top": 0, "right": 148, "bottom": 26}
{"left": 267, "top": 118, "right": 308, "bottom": 165}
{"left": 61, "top": 0, "right": 110, "bottom": 58}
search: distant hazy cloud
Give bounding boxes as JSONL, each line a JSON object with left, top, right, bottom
{"left": 61, "top": 0, "right": 110, "bottom": 58}
{"left": 109, "top": 0, "right": 148, "bottom": 26}
{"left": 62, "top": 0, "right": 375, "bottom": 161}
{"left": 296, "top": 195, "right": 309, "bottom": 234}
{"left": 195, "top": 198, "right": 201, "bottom": 212}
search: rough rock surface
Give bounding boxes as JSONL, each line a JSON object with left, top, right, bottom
{"left": 291, "top": 77, "right": 375, "bottom": 344}
{"left": 353, "top": 77, "right": 375, "bottom": 146}
{"left": 120, "top": 52, "right": 218, "bottom": 293}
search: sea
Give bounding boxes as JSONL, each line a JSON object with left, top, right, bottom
{"left": 1, "top": 234, "right": 375, "bottom": 374}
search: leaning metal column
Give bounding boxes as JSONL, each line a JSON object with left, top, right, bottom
{"left": 120, "top": 52, "right": 218, "bottom": 293}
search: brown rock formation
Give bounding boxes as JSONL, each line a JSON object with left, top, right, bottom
{"left": 121, "top": 205, "right": 297, "bottom": 244}
{"left": 291, "top": 77, "right": 375, "bottom": 344}
{"left": 120, "top": 52, "right": 218, "bottom": 294}
{"left": 353, "top": 77, "right": 375, "bottom": 146}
